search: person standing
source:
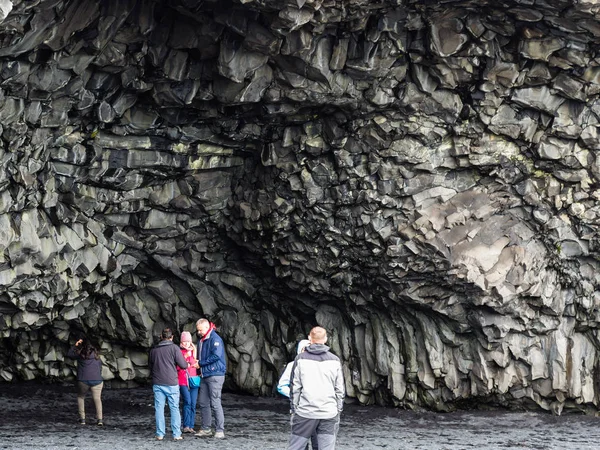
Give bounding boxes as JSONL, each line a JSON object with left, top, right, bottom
{"left": 67, "top": 337, "right": 104, "bottom": 426}
{"left": 178, "top": 331, "right": 199, "bottom": 433}
{"left": 149, "top": 328, "right": 189, "bottom": 441}
{"left": 288, "top": 327, "right": 345, "bottom": 450}
{"left": 277, "top": 339, "right": 310, "bottom": 398}
{"left": 194, "top": 318, "right": 226, "bottom": 439}
{"left": 278, "top": 339, "right": 318, "bottom": 450}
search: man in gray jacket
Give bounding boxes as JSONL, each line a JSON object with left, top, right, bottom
{"left": 149, "top": 328, "right": 189, "bottom": 441}
{"left": 288, "top": 327, "right": 345, "bottom": 450}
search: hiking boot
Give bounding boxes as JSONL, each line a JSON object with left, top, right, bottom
{"left": 78, "top": 418, "right": 86, "bottom": 425}
{"left": 194, "top": 429, "right": 213, "bottom": 437}
{"left": 214, "top": 431, "right": 225, "bottom": 439}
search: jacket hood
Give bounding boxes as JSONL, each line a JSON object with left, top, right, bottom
{"left": 305, "top": 343, "right": 330, "bottom": 354}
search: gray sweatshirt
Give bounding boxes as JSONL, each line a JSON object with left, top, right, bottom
{"left": 290, "top": 344, "right": 345, "bottom": 419}
{"left": 149, "top": 340, "right": 188, "bottom": 386}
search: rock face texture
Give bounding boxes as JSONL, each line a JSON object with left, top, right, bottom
{"left": 1, "top": 0, "right": 600, "bottom": 413}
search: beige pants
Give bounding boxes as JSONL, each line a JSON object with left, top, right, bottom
{"left": 77, "top": 381, "right": 103, "bottom": 420}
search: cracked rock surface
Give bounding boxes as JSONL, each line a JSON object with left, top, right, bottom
{"left": 1, "top": 0, "right": 600, "bottom": 413}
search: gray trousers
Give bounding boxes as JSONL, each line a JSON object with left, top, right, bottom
{"left": 199, "top": 375, "right": 225, "bottom": 432}
{"left": 288, "top": 414, "right": 339, "bottom": 450}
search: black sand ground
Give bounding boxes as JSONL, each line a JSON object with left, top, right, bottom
{"left": 1, "top": 383, "right": 599, "bottom": 449}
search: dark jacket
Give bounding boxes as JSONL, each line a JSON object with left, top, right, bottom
{"left": 149, "top": 340, "right": 188, "bottom": 386}
{"left": 67, "top": 347, "right": 103, "bottom": 382}
{"left": 197, "top": 330, "right": 226, "bottom": 378}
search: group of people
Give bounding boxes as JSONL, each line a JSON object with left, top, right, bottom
{"left": 67, "top": 318, "right": 226, "bottom": 441}
{"left": 148, "top": 318, "right": 227, "bottom": 441}
{"left": 68, "top": 321, "right": 345, "bottom": 449}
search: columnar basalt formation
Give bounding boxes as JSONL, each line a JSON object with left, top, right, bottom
{"left": 1, "top": 0, "right": 600, "bottom": 413}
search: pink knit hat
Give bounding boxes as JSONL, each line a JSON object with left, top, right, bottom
{"left": 181, "top": 331, "right": 193, "bottom": 343}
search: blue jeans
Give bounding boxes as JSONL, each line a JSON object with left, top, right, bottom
{"left": 153, "top": 385, "right": 181, "bottom": 438}
{"left": 199, "top": 375, "right": 225, "bottom": 432}
{"left": 179, "top": 385, "right": 199, "bottom": 429}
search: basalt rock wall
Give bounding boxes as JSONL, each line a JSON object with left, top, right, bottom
{"left": 1, "top": 0, "right": 600, "bottom": 413}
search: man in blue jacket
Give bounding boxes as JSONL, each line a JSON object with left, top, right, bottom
{"left": 194, "top": 318, "right": 227, "bottom": 439}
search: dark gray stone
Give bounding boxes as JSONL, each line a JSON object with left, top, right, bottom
{"left": 0, "top": 0, "right": 599, "bottom": 417}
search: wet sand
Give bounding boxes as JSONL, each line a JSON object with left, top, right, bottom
{"left": 1, "top": 383, "right": 599, "bottom": 449}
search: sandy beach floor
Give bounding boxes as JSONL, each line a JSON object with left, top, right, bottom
{"left": 1, "top": 383, "right": 600, "bottom": 449}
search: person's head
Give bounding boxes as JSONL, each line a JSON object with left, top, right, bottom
{"left": 309, "top": 326, "right": 327, "bottom": 344}
{"left": 296, "top": 339, "right": 310, "bottom": 355}
{"left": 196, "top": 319, "right": 210, "bottom": 337}
{"left": 161, "top": 328, "right": 174, "bottom": 341}
{"left": 76, "top": 336, "right": 98, "bottom": 359}
{"left": 180, "top": 331, "right": 193, "bottom": 350}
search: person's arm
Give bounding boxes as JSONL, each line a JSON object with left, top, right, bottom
{"left": 289, "top": 358, "right": 301, "bottom": 413}
{"left": 67, "top": 339, "right": 83, "bottom": 359}
{"left": 334, "top": 362, "right": 345, "bottom": 413}
{"left": 148, "top": 348, "right": 154, "bottom": 375}
{"left": 277, "top": 362, "right": 293, "bottom": 397}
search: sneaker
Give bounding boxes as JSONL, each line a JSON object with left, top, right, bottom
{"left": 97, "top": 420, "right": 104, "bottom": 427}
{"left": 173, "top": 436, "right": 183, "bottom": 441}
{"left": 214, "top": 431, "right": 225, "bottom": 439}
{"left": 195, "top": 429, "right": 213, "bottom": 437}
{"left": 78, "top": 418, "right": 86, "bottom": 425}
{"left": 155, "top": 436, "right": 164, "bottom": 441}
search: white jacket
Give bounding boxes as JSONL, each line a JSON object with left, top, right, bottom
{"left": 277, "top": 361, "right": 294, "bottom": 397}
{"left": 277, "top": 339, "right": 310, "bottom": 397}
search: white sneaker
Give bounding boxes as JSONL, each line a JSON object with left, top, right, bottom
{"left": 214, "top": 431, "right": 225, "bottom": 439}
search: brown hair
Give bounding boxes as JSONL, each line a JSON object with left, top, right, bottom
{"left": 77, "top": 338, "right": 100, "bottom": 360}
